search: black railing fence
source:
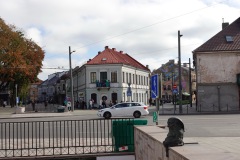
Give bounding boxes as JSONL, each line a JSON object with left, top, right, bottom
{"left": 0, "top": 118, "right": 134, "bottom": 158}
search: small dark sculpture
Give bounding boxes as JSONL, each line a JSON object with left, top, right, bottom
{"left": 163, "top": 117, "right": 184, "bottom": 157}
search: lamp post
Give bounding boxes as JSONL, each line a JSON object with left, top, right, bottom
{"left": 188, "top": 58, "right": 192, "bottom": 108}
{"left": 178, "top": 30, "right": 183, "bottom": 114}
{"left": 15, "top": 84, "right": 18, "bottom": 108}
{"left": 69, "top": 46, "right": 75, "bottom": 112}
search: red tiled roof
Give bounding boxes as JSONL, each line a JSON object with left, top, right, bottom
{"left": 86, "top": 46, "right": 150, "bottom": 71}
{"left": 193, "top": 17, "right": 240, "bottom": 53}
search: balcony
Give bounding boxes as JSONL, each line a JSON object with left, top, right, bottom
{"left": 96, "top": 80, "right": 110, "bottom": 91}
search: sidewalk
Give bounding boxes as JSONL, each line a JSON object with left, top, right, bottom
{"left": 0, "top": 104, "right": 98, "bottom": 119}
{"left": 1, "top": 103, "right": 239, "bottom": 119}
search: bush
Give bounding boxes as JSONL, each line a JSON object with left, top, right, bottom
{"left": 176, "top": 100, "right": 190, "bottom": 105}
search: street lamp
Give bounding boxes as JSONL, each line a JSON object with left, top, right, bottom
{"left": 15, "top": 84, "right": 18, "bottom": 108}
{"left": 69, "top": 46, "right": 75, "bottom": 112}
{"left": 178, "top": 30, "right": 183, "bottom": 114}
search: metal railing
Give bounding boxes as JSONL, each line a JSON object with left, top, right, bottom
{"left": 0, "top": 118, "right": 134, "bottom": 158}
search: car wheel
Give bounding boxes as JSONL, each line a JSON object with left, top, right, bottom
{"left": 133, "top": 111, "right": 141, "bottom": 118}
{"left": 104, "top": 112, "right": 111, "bottom": 119}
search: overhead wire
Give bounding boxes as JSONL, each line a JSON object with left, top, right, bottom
{"left": 74, "top": 0, "right": 228, "bottom": 51}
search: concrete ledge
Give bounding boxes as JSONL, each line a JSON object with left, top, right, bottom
{"left": 134, "top": 125, "right": 240, "bottom": 160}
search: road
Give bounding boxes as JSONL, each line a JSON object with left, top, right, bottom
{"left": 1, "top": 113, "right": 240, "bottom": 137}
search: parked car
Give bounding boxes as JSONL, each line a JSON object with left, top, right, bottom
{"left": 97, "top": 102, "right": 149, "bottom": 119}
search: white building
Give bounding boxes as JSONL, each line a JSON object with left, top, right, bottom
{"left": 71, "top": 46, "right": 151, "bottom": 109}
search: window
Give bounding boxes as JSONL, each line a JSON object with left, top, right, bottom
{"left": 111, "top": 71, "right": 117, "bottom": 83}
{"left": 100, "top": 72, "right": 107, "bottom": 83}
{"left": 163, "top": 85, "right": 166, "bottom": 90}
{"left": 167, "top": 85, "right": 171, "bottom": 90}
{"left": 136, "top": 74, "right": 138, "bottom": 84}
{"left": 90, "top": 72, "right": 96, "bottom": 83}
{"left": 122, "top": 72, "right": 125, "bottom": 83}
{"left": 129, "top": 73, "right": 131, "bottom": 84}
{"left": 226, "top": 36, "right": 233, "bottom": 42}
{"left": 133, "top": 74, "right": 135, "bottom": 84}
{"left": 126, "top": 73, "right": 128, "bottom": 83}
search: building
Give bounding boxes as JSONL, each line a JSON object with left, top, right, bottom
{"left": 38, "top": 71, "right": 68, "bottom": 103}
{"left": 152, "top": 59, "right": 196, "bottom": 102}
{"left": 29, "top": 81, "right": 42, "bottom": 103}
{"left": 70, "top": 46, "right": 151, "bottom": 109}
{"left": 192, "top": 17, "right": 240, "bottom": 111}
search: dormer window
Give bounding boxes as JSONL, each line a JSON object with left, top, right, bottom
{"left": 102, "top": 58, "right": 107, "bottom": 61}
{"left": 226, "top": 36, "right": 233, "bottom": 42}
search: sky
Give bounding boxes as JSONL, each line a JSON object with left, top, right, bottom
{"left": 0, "top": 0, "right": 239, "bottom": 80}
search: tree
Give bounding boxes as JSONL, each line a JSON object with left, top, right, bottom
{"left": 0, "top": 18, "right": 45, "bottom": 106}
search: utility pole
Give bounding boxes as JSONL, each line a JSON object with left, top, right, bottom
{"left": 15, "top": 84, "right": 18, "bottom": 108}
{"left": 178, "top": 30, "right": 183, "bottom": 114}
{"left": 69, "top": 46, "right": 75, "bottom": 112}
{"left": 189, "top": 58, "right": 192, "bottom": 108}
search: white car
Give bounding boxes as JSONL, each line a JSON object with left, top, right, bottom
{"left": 97, "top": 102, "right": 149, "bottom": 119}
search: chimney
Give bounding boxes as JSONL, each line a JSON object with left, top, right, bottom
{"left": 222, "top": 22, "right": 229, "bottom": 30}
{"left": 120, "top": 51, "right": 123, "bottom": 54}
{"left": 98, "top": 51, "right": 101, "bottom": 55}
{"left": 105, "top": 46, "right": 109, "bottom": 49}
{"left": 146, "top": 65, "right": 149, "bottom": 69}
{"left": 222, "top": 18, "right": 229, "bottom": 30}
{"left": 88, "top": 59, "right": 91, "bottom": 62}
{"left": 112, "top": 48, "right": 116, "bottom": 51}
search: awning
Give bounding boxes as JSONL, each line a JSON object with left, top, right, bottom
{"left": 182, "top": 92, "right": 190, "bottom": 96}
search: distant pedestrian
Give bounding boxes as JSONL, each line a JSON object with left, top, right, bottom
{"left": 32, "top": 100, "right": 35, "bottom": 111}
{"left": 149, "top": 98, "right": 152, "bottom": 106}
{"left": 102, "top": 100, "right": 106, "bottom": 108}
{"left": 109, "top": 100, "right": 113, "bottom": 107}
{"left": 44, "top": 100, "right": 48, "bottom": 109}
{"left": 89, "top": 99, "right": 93, "bottom": 110}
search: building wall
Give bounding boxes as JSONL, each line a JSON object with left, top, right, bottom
{"left": 196, "top": 52, "right": 240, "bottom": 83}
{"left": 195, "top": 52, "right": 240, "bottom": 111}
{"left": 84, "top": 64, "right": 150, "bottom": 108}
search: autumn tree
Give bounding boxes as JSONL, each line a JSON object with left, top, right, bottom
{"left": 0, "top": 18, "right": 45, "bottom": 106}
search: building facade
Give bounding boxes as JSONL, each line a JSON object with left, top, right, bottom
{"left": 69, "top": 46, "right": 151, "bottom": 109}
{"left": 193, "top": 17, "right": 240, "bottom": 111}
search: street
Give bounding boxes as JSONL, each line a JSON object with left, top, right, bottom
{"left": 1, "top": 111, "right": 240, "bottom": 137}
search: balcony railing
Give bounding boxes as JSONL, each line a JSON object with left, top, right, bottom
{"left": 96, "top": 80, "right": 110, "bottom": 90}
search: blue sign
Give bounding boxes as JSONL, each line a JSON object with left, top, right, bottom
{"left": 172, "top": 88, "right": 178, "bottom": 94}
{"left": 151, "top": 75, "right": 159, "bottom": 99}
{"left": 127, "top": 86, "right": 132, "bottom": 96}
{"left": 127, "top": 90, "right": 132, "bottom": 96}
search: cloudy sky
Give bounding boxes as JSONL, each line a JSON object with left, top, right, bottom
{"left": 0, "top": 0, "right": 239, "bottom": 80}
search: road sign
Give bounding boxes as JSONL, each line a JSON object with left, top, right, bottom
{"left": 127, "top": 90, "right": 132, "bottom": 96}
{"left": 151, "top": 75, "right": 159, "bottom": 99}
{"left": 127, "top": 86, "right": 132, "bottom": 96}
{"left": 173, "top": 88, "right": 178, "bottom": 94}
{"left": 173, "top": 84, "right": 177, "bottom": 89}
{"left": 153, "top": 112, "right": 158, "bottom": 122}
